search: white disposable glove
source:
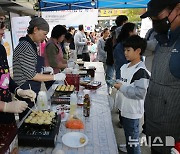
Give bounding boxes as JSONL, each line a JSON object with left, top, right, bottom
{"left": 3, "top": 101, "right": 28, "bottom": 113}
{"left": 17, "top": 89, "right": 36, "bottom": 102}
{"left": 43, "top": 66, "right": 54, "bottom": 75}
{"left": 53, "top": 73, "right": 66, "bottom": 81}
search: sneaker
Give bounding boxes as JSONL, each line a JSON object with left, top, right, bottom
{"left": 118, "top": 144, "right": 127, "bottom": 153}
{"left": 139, "top": 132, "right": 147, "bottom": 144}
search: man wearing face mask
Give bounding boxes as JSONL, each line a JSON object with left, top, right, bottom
{"left": 140, "top": 0, "right": 180, "bottom": 154}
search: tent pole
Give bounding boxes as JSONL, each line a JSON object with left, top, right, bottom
{"left": 38, "top": 0, "right": 42, "bottom": 17}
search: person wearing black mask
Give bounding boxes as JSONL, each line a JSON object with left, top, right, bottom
{"left": 140, "top": 0, "right": 180, "bottom": 154}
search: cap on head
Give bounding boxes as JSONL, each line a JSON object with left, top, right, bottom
{"left": 140, "top": 0, "right": 180, "bottom": 18}
{"left": 28, "top": 17, "right": 49, "bottom": 32}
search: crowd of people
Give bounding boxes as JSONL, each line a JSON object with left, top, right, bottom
{"left": 0, "top": 0, "right": 179, "bottom": 153}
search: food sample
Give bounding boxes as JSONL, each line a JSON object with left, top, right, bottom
{"left": 60, "top": 85, "right": 66, "bottom": 91}
{"left": 65, "top": 85, "right": 70, "bottom": 91}
{"left": 24, "top": 110, "right": 56, "bottom": 125}
{"left": 80, "top": 137, "right": 86, "bottom": 144}
{"left": 44, "top": 120, "right": 51, "bottom": 125}
{"left": 50, "top": 111, "right": 55, "bottom": 117}
{"left": 65, "top": 117, "right": 84, "bottom": 129}
{"left": 56, "top": 85, "right": 74, "bottom": 92}
{"left": 44, "top": 111, "right": 49, "bottom": 115}
{"left": 69, "top": 85, "right": 74, "bottom": 91}
{"left": 25, "top": 118, "right": 31, "bottom": 123}
{"left": 56, "top": 85, "right": 62, "bottom": 91}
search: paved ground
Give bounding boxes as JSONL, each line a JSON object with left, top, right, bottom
{"left": 111, "top": 108, "right": 151, "bottom": 154}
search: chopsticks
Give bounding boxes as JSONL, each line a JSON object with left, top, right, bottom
{"left": 64, "top": 79, "right": 69, "bottom": 86}
{"left": 29, "top": 84, "right": 37, "bottom": 109}
{"left": 27, "top": 106, "right": 35, "bottom": 112}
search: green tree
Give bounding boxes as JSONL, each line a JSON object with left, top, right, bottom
{"left": 125, "top": 8, "right": 143, "bottom": 22}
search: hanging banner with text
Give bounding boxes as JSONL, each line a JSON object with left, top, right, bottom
{"left": 98, "top": 9, "right": 127, "bottom": 17}
{"left": 42, "top": 9, "right": 98, "bottom": 36}
{"left": 11, "top": 16, "right": 31, "bottom": 49}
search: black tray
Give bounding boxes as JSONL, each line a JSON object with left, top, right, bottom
{"left": 79, "top": 68, "right": 95, "bottom": 77}
{"left": 18, "top": 113, "right": 61, "bottom": 147}
{"left": 51, "top": 91, "right": 71, "bottom": 104}
{"left": 82, "top": 81, "right": 101, "bottom": 90}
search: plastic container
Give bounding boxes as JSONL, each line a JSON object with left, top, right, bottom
{"left": 65, "top": 74, "right": 80, "bottom": 91}
{"left": 83, "top": 94, "right": 90, "bottom": 117}
{"left": 37, "top": 91, "right": 48, "bottom": 110}
{"left": 69, "top": 93, "right": 78, "bottom": 115}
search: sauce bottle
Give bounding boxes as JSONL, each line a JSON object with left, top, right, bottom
{"left": 83, "top": 94, "right": 90, "bottom": 117}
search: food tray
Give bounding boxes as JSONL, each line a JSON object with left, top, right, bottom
{"left": 55, "top": 85, "right": 74, "bottom": 93}
{"left": 51, "top": 91, "right": 71, "bottom": 104}
{"left": 79, "top": 68, "right": 96, "bottom": 77}
{"left": 18, "top": 111, "right": 61, "bottom": 147}
{"left": 76, "top": 61, "right": 84, "bottom": 66}
{"left": 78, "top": 70, "right": 88, "bottom": 77}
{"left": 82, "top": 81, "right": 101, "bottom": 90}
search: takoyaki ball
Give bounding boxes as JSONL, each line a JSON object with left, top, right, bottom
{"left": 25, "top": 118, "right": 31, "bottom": 123}
{"left": 44, "top": 111, "right": 49, "bottom": 115}
{"left": 49, "top": 111, "right": 55, "bottom": 117}
{"left": 37, "top": 119, "right": 44, "bottom": 125}
{"left": 30, "top": 119, "right": 37, "bottom": 124}
{"left": 36, "top": 111, "right": 43, "bottom": 115}
{"left": 32, "top": 118, "right": 38, "bottom": 123}
{"left": 46, "top": 117, "right": 52, "bottom": 122}
{"left": 27, "top": 115, "right": 33, "bottom": 120}
{"left": 25, "top": 117, "right": 32, "bottom": 122}
{"left": 39, "top": 117, "right": 45, "bottom": 121}
{"left": 43, "top": 113, "right": 50, "bottom": 117}
{"left": 44, "top": 120, "right": 51, "bottom": 125}
{"left": 30, "top": 112, "right": 36, "bottom": 117}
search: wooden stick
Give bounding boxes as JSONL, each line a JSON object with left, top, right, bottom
{"left": 29, "top": 84, "right": 37, "bottom": 109}
{"left": 27, "top": 106, "right": 35, "bottom": 112}
{"left": 64, "top": 79, "right": 69, "bottom": 86}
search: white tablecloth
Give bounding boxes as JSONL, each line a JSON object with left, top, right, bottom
{"left": 19, "top": 62, "right": 118, "bottom": 154}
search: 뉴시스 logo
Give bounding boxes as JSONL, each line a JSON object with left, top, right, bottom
{"left": 128, "top": 136, "right": 175, "bottom": 147}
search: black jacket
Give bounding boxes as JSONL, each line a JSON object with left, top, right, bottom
{"left": 104, "top": 37, "right": 114, "bottom": 66}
